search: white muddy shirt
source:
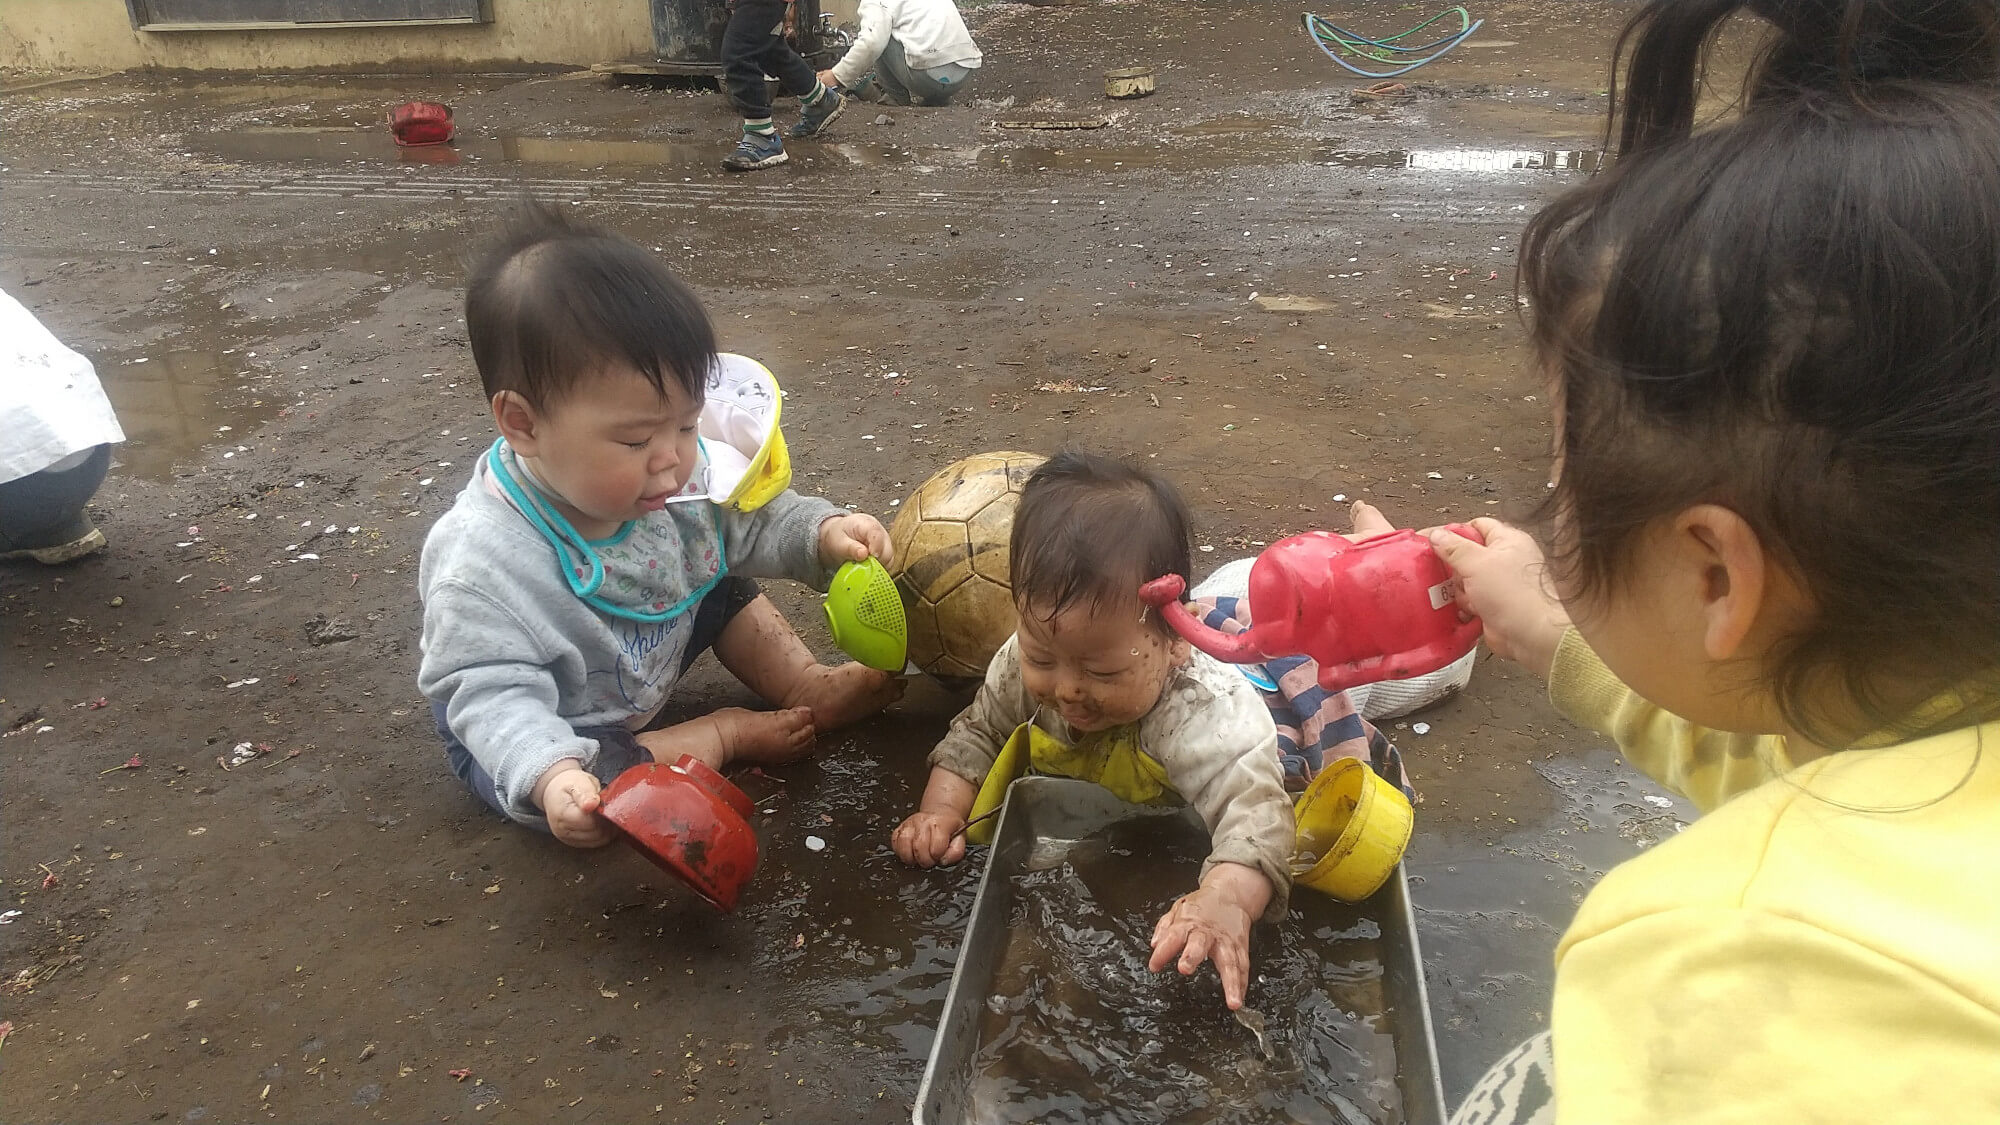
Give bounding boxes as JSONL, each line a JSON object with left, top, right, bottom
{"left": 831, "top": 0, "right": 984, "bottom": 89}
{"left": 0, "top": 288, "right": 125, "bottom": 485}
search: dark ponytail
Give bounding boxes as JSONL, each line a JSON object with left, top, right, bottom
{"left": 1523, "top": 0, "right": 2000, "bottom": 745}
{"left": 1613, "top": 0, "right": 1999, "bottom": 155}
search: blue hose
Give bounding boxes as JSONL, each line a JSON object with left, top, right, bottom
{"left": 1305, "top": 9, "right": 1485, "bottom": 79}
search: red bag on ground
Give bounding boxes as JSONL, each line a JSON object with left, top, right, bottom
{"left": 389, "top": 101, "right": 454, "bottom": 147}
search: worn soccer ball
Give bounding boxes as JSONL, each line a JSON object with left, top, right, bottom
{"left": 888, "top": 451, "right": 1046, "bottom": 685}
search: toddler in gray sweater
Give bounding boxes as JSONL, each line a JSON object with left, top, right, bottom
{"left": 419, "top": 208, "right": 901, "bottom": 846}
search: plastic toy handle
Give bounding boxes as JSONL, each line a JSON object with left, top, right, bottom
{"left": 1140, "top": 574, "right": 1271, "bottom": 664}
{"left": 1434, "top": 522, "right": 1486, "bottom": 548}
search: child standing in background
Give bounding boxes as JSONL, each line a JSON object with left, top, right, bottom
{"left": 720, "top": 0, "right": 847, "bottom": 171}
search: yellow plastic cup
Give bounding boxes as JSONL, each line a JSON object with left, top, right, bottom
{"left": 1291, "top": 758, "right": 1414, "bottom": 902}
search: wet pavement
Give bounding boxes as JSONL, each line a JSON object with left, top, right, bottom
{"left": 0, "top": 1, "right": 1699, "bottom": 1121}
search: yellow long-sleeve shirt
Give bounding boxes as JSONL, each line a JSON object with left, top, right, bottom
{"left": 1546, "top": 629, "right": 2000, "bottom": 1124}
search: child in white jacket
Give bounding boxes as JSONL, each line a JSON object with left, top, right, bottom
{"left": 820, "top": 0, "right": 982, "bottom": 107}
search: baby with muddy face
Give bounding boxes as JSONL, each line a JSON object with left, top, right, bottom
{"left": 892, "top": 449, "right": 1294, "bottom": 1009}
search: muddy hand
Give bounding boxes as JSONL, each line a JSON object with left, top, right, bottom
{"left": 535, "top": 762, "right": 614, "bottom": 849}
{"left": 1148, "top": 882, "right": 1257, "bottom": 1009}
{"left": 892, "top": 810, "right": 967, "bottom": 868}
{"left": 818, "top": 512, "right": 894, "bottom": 567}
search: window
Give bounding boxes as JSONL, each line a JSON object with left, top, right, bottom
{"left": 127, "top": 0, "right": 490, "bottom": 31}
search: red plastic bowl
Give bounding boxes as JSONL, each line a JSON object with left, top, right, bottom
{"left": 389, "top": 100, "right": 455, "bottom": 147}
{"left": 598, "top": 755, "right": 759, "bottom": 912}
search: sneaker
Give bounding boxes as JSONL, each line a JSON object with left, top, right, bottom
{"left": 722, "top": 130, "right": 788, "bottom": 172}
{"left": 789, "top": 89, "right": 846, "bottom": 139}
{"left": 0, "top": 514, "right": 106, "bottom": 565}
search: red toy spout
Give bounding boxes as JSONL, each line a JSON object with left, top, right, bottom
{"left": 1140, "top": 574, "right": 1273, "bottom": 664}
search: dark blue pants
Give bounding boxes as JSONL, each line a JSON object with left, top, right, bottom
{"left": 722, "top": 0, "right": 819, "bottom": 121}
{"left": 0, "top": 444, "right": 110, "bottom": 552}
{"left": 434, "top": 576, "right": 760, "bottom": 825}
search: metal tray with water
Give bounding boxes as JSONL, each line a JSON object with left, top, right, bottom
{"left": 915, "top": 776, "right": 1446, "bottom": 1125}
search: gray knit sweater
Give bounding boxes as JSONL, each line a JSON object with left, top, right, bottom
{"left": 418, "top": 453, "right": 840, "bottom": 824}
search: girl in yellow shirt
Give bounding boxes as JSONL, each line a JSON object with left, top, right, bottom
{"left": 1426, "top": 1, "right": 2000, "bottom": 1122}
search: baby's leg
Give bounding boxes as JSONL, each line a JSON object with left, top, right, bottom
{"left": 635, "top": 706, "right": 816, "bottom": 773}
{"left": 715, "top": 594, "right": 904, "bottom": 729}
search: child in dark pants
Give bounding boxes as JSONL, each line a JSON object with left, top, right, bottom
{"left": 721, "top": 0, "right": 845, "bottom": 172}
{"left": 418, "top": 208, "right": 902, "bottom": 843}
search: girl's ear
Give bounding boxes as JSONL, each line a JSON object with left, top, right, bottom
{"left": 1675, "top": 504, "right": 1769, "bottom": 662}
{"left": 492, "top": 391, "right": 542, "bottom": 457}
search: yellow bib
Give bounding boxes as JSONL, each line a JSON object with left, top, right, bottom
{"left": 964, "top": 720, "right": 1177, "bottom": 844}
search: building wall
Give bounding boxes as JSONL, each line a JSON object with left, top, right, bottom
{"left": 0, "top": 0, "right": 655, "bottom": 71}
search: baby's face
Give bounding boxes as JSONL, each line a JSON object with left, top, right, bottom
{"left": 1015, "top": 596, "right": 1189, "bottom": 733}
{"left": 528, "top": 365, "right": 702, "bottom": 528}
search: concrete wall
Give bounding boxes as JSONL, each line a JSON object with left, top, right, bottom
{"left": 0, "top": 0, "right": 655, "bottom": 72}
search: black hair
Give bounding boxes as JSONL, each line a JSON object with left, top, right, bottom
{"left": 464, "top": 204, "right": 717, "bottom": 410}
{"left": 1010, "top": 450, "right": 1193, "bottom": 631}
{"left": 1523, "top": 0, "right": 2000, "bottom": 745}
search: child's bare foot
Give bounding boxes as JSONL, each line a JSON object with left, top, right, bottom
{"left": 637, "top": 706, "right": 816, "bottom": 771}
{"left": 711, "top": 596, "right": 903, "bottom": 728}
{"left": 714, "top": 706, "right": 817, "bottom": 764}
{"left": 781, "top": 663, "right": 905, "bottom": 730}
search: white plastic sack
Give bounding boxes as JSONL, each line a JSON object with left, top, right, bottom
{"left": 0, "top": 288, "right": 124, "bottom": 485}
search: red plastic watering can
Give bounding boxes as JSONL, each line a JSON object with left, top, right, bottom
{"left": 1139, "top": 525, "right": 1484, "bottom": 693}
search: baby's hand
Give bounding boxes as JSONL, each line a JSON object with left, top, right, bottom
{"left": 533, "top": 760, "right": 614, "bottom": 849}
{"left": 1424, "top": 519, "right": 1571, "bottom": 679}
{"left": 818, "top": 512, "right": 894, "bottom": 569}
{"left": 1148, "top": 863, "right": 1269, "bottom": 1009}
{"left": 892, "top": 810, "right": 967, "bottom": 868}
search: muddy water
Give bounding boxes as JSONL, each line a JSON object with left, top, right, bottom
{"left": 747, "top": 723, "right": 985, "bottom": 1077}
{"left": 196, "top": 127, "right": 719, "bottom": 168}
{"left": 97, "top": 345, "right": 272, "bottom": 479}
{"left": 1325, "top": 148, "right": 1603, "bottom": 172}
{"left": 967, "top": 816, "right": 1396, "bottom": 1125}
{"left": 185, "top": 124, "right": 1601, "bottom": 180}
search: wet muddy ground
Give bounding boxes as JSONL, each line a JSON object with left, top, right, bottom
{"left": 1, "top": 1, "right": 1700, "bottom": 1120}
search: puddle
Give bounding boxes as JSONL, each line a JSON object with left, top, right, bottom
{"left": 750, "top": 732, "right": 984, "bottom": 1083}
{"left": 946, "top": 143, "right": 1599, "bottom": 177}
{"left": 979, "top": 145, "right": 1229, "bottom": 173}
{"left": 99, "top": 345, "right": 279, "bottom": 480}
{"left": 90, "top": 268, "right": 392, "bottom": 479}
{"left": 195, "top": 126, "right": 717, "bottom": 167}
{"left": 1, "top": 74, "right": 505, "bottom": 137}
{"left": 1408, "top": 749, "right": 1688, "bottom": 1097}
{"left": 158, "top": 119, "right": 1604, "bottom": 180}
{"left": 1176, "top": 116, "right": 1290, "bottom": 137}
{"left": 967, "top": 816, "right": 1396, "bottom": 1125}
{"left": 825, "top": 142, "right": 919, "bottom": 166}
{"left": 1326, "top": 148, "right": 1603, "bottom": 173}
{"left": 497, "top": 136, "right": 713, "bottom": 165}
